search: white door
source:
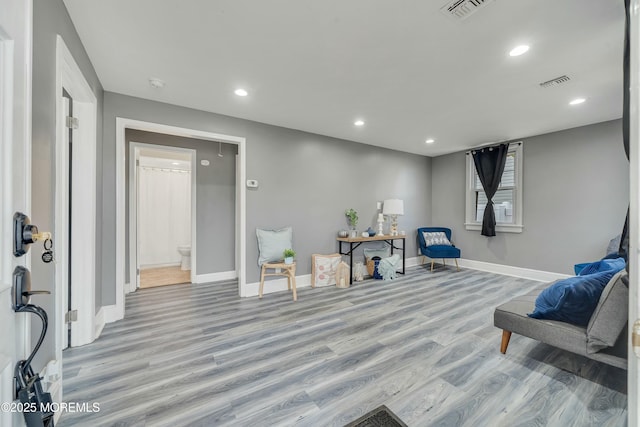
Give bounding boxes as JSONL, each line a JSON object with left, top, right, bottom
{"left": 0, "top": 0, "right": 32, "bottom": 425}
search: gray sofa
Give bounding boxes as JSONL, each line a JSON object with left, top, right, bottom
{"left": 494, "top": 271, "right": 628, "bottom": 370}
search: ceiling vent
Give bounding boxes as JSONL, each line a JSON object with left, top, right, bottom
{"left": 440, "top": 0, "right": 495, "bottom": 21}
{"left": 539, "top": 75, "right": 571, "bottom": 88}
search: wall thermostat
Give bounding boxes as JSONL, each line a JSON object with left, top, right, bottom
{"left": 246, "top": 179, "right": 259, "bottom": 188}
{"left": 200, "top": 160, "right": 210, "bottom": 166}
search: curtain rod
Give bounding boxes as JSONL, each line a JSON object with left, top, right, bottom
{"left": 465, "top": 141, "right": 522, "bottom": 155}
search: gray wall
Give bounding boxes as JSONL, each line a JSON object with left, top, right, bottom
{"left": 431, "top": 119, "right": 629, "bottom": 274}
{"left": 26, "top": 0, "right": 627, "bottom": 379}
{"left": 32, "top": 0, "right": 104, "bottom": 365}
{"left": 125, "top": 130, "right": 237, "bottom": 277}
{"left": 102, "top": 92, "right": 432, "bottom": 304}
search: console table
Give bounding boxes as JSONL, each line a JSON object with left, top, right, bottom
{"left": 337, "top": 234, "right": 406, "bottom": 284}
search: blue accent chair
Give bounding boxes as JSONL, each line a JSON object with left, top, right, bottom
{"left": 417, "top": 227, "right": 461, "bottom": 272}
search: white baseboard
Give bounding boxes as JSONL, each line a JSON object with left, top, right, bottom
{"left": 48, "top": 378, "right": 63, "bottom": 423}
{"left": 140, "top": 262, "right": 181, "bottom": 269}
{"left": 243, "top": 274, "right": 312, "bottom": 297}
{"left": 240, "top": 258, "right": 420, "bottom": 298}
{"left": 94, "top": 307, "right": 106, "bottom": 339}
{"left": 39, "top": 359, "right": 62, "bottom": 422}
{"left": 457, "top": 258, "right": 571, "bottom": 282}
{"left": 194, "top": 270, "right": 237, "bottom": 284}
{"left": 103, "top": 304, "right": 123, "bottom": 324}
{"left": 125, "top": 281, "right": 136, "bottom": 294}
{"left": 405, "top": 256, "right": 421, "bottom": 268}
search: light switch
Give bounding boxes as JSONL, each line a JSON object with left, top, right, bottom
{"left": 247, "top": 179, "right": 259, "bottom": 188}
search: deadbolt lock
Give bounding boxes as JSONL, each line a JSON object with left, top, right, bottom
{"left": 13, "top": 212, "right": 52, "bottom": 257}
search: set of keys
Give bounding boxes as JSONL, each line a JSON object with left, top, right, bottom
{"left": 29, "top": 231, "right": 54, "bottom": 264}
{"left": 42, "top": 238, "right": 53, "bottom": 263}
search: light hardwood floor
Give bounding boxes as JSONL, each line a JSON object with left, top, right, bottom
{"left": 140, "top": 266, "right": 191, "bottom": 288}
{"left": 59, "top": 267, "right": 627, "bottom": 426}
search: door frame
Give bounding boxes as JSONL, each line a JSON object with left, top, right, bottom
{"left": 0, "top": 0, "right": 32, "bottom": 424}
{"left": 129, "top": 142, "right": 197, "bottom": 290}
{"left": 54, "top": 35, "right": 98, "bottom": 350}
{"left": 629, "top": 0, "right": 640, "bottom": 425}
{"left": 114, "top": 118, "right": 247, "bottom": 321}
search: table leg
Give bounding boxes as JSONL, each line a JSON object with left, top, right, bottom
{"left": 349, "top": 242, "right": 354, "bottom": 284}
{"left": 402, "top": 238, "right": 405, "bottom": 274}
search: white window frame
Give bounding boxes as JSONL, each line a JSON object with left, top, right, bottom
{"left": 465, "top": 142, "right": 523, "bottom": 233}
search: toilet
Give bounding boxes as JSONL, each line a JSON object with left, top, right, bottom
{"left": 177, "top": 245, "right": 191, "bottom": 270}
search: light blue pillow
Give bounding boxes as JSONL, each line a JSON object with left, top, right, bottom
{"left": 423, "top": 231, "right": 452, "bottom": 247}
{"left": 256, "top": 227, "right": 292, "bottom": 266}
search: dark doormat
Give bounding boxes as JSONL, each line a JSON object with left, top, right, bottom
{"left": 343, "top": 405, "right": 408, "bottom": 427}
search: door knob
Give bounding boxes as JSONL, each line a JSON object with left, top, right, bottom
{"left": 12, "top": 266, "right": 50, "bottom": 311}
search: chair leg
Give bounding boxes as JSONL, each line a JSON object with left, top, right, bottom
{"left": 442, "top": 258, "right": 446, "bottom": 268}
{"left": 455, "top": 258, "right": 460, "bottom": 271}
{"left": 500, "top": 330, "right": 512, "bottom": 354}
{"left": 259, "top": 265, "right": 266, "bottom": 299}
{"left": 290, "top": 265, "right": 297, "bottom": 301}
{"left": 430, "top": 259, "right": 434, "bottom": 272}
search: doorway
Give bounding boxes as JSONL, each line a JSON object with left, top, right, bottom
{"left": 130, "top": 143, "right": 196, "bottom": 289}
{"left": 61, "top": 89, "right": 73, "bottom": 348}
{"left": 54, "top": 35, "right": 98, "bottom": 354}
{"left": 115, "top": 118, "right": 247, "bottom": 321}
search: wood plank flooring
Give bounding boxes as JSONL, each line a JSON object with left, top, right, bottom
{"left": 58, "top": 267, "right": 627, "bottom": 426}
{"left": 140, "top": 265, "right": 190, "bottom": 288}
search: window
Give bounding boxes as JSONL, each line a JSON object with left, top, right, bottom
{"left": 465, "top": 143, "right": 523, "bottom": 233}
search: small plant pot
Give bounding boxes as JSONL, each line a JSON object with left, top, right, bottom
{"left": 284, "top": 257, "right": 294, "bottom": 265}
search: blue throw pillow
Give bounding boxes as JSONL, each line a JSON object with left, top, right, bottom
{"left": 577, "top": 257, "right": 625, "bottom": 276}
{"left": 573, "top": 263, "right": 590, "bottom": 275}
{"left": 528, "top": 258, "right": 625, "bottom": 326}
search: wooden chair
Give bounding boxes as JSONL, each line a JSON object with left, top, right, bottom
{"left": 259, "top": 262, "right": 297, "bottom": 301}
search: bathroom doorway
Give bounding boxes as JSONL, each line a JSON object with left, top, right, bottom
{"left": 130, "top": 143, "right": 196, "bottom": 289}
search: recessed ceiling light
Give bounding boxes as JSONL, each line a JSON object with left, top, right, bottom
{"left": 234, "top": 88, "right": 248, "bottom": 97}
{"left": 425, "top": 139, "right": 435, "bottom": 144}
{"left": 354, "top": 120, "right": 365, "bottom": 126}
{"left": 149, "top": 78, "right": 165, "bottom": 89}
{"left": 172, "top": 162, "right": 180, "bottom": 165}
{"left": 569, "top": 97, "right": 586, "bottom": 105}
{"left": 509, "top": 45, "right": 530, "bottom": 57}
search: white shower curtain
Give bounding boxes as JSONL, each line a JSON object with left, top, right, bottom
{"left": 138, "top": 167, "right": 191, "bottom": 267}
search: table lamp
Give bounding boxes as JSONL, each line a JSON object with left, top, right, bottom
{"left": 383, "top": 199, "right": 404, "bottom": 236}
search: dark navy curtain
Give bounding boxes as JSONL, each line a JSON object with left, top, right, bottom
{"left": 472, "top": 143, "right": 509, "bottom": 237}
{"left": 619, "top": 0, "right": 630, "bottom": 262}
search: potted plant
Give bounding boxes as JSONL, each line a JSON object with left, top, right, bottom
{"left": 345, "top": 208, "right": 358, "bottom": 230}
{"left": 345, "top": 209, "right": 358, "bottom": 237}
{"left": 283, "top": 248, "right": 296, "bottom": 265}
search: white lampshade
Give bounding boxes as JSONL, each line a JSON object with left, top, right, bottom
{"left": 383, "top": 199, "right": 404, "bottom": 216}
